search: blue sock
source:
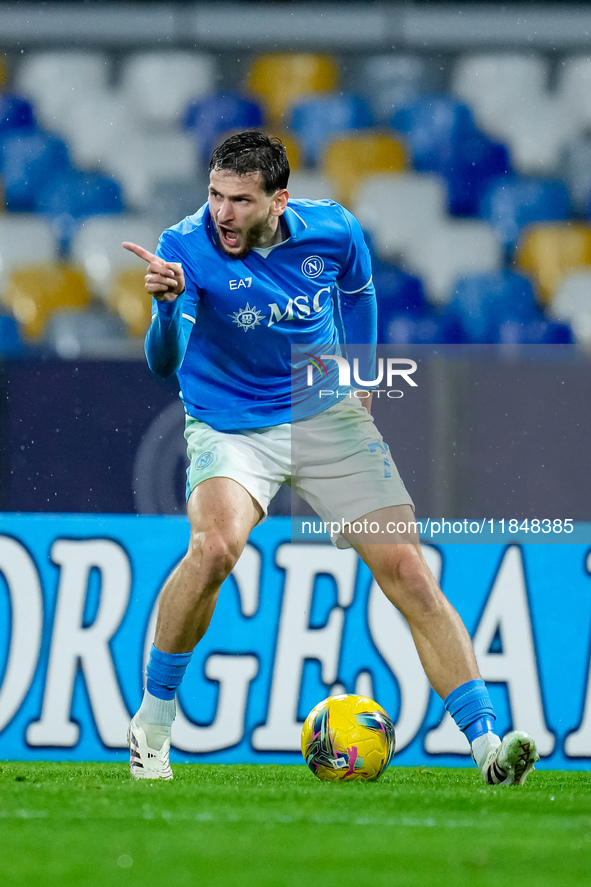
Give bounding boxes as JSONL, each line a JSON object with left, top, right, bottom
{"left": 146, "top": 645, "right": 193, "bottom": 701}
{"left": 444, "top": 679, "right": 497, "bottom": 743}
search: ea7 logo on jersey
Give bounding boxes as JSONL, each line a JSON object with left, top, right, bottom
{"left": 229, "top": 277, "right": 253, "bottom": 290}
{"left": 301, "top": 256, "right": 324, "bottom": 279}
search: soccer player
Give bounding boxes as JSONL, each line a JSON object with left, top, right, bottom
{"left": 123, "top": 130, "right": 538, "bottom": 785}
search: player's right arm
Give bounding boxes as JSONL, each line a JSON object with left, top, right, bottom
{"left": 122, "top": 241, "right": 191, "bottom": 378}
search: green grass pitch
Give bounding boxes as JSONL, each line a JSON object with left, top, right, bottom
{"left": 1, "top": 762, "right": 590, "bottom": 887}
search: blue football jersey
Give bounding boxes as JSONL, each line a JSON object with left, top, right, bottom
{"left": 147, "top": 198, "right": 376, "bottom": 431}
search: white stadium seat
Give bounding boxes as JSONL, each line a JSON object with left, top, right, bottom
{"left": 353, "top": 172, "right": 448, "bottom": 260}
{"left": 557, "top": 56, "right": 591, "bottom": 130}
{"left": 548, "top": 273, "right": 591, "bottom": 344}
{"left": 119, "top": 52, "right": 218, "bottom": 128}
{"left": 451, "top": 53, "right": 549, "bottom": 136}
{"left": 103, "top": 132, "right": 199, "bottom": 210}
{"left": 404, "top": 219, "right": 503, "bottom": 304}
{"left": 14, "top": 51, "right": 111, "bottom": 129}
{"left": 70, "top": 215, "right": 165, "bottom": 297}
{"left": 286, "top": 171, "right": 337, "bottom": 201}
{"left": 0, "top": 216, "right": 57, "bottom": 293}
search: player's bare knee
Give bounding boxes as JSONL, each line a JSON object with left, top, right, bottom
{"left": 185, "top": 530, "right": 240, "bottom": 589}
{"left": 381, "top": 545, "right": 444, "bottom": 619}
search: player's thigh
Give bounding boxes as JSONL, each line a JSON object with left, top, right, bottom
{"left": 292, "top": 400, "right": 413, "bottom": 547}
{"left": 187, "top": 476, "right": 263, "bottom": 540}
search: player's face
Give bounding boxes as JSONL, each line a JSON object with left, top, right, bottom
{"left": 208, "top": 170, "right": 288, "bottom": 257}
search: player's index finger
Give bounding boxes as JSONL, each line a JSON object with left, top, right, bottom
{"left": 122, "top": 241, "right": 161, "bottom": 265}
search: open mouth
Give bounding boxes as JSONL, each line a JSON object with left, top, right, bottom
{"left": 218, "top": 225, "right": 240, "bottom": 249}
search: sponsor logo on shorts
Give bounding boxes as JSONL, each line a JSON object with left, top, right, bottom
{"left": 195, "top": 451, "right": 215, "bottom": 470}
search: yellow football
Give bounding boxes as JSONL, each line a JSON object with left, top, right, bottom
{"left": 301, "top": 693, "right": 396, "bottom": 782}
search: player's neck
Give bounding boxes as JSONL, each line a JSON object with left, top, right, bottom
{"left": 257, "top": 217, "right": 286, "bottom": 250}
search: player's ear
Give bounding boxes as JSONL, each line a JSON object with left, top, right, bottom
{"left": 272, "top": 189, "right": 289, "bottom": 216}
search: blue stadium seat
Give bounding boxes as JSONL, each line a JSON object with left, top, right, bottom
{"left": 0, "top": 129, "right": 71, "bottom": 211}
{"left": 371, "top": 259, "right": 428, "bottom": 342}
{"left": 288, "top": 93, "right": 373, "bottom": 166}
{"left": 479, "top": 176, "right": 570, "bottom": 250}
{"left": 0, "top": 312, "right": 24, "bottom": 355}
{"left": 385, "top": 312, "right": 461, "bottom": 345}
{"left": 37, "top": 170, "right": 124, "bottom": 218}
{"left": 0, "top": 92, "right": 36, "bottom": 137}
{"left": 446, "top": 270, "right": 540, "bottom": 342}
{"left": 184, "top": 91, "right": 264, "bottom": 164}
{"left": 498, "top": 319, "right": 574, "bottom": 345}
{"left": 391, "top": 94, "right": 511, "bottom": 215}
{"left": 391, "top": 94, "right": 476, "bottom": 170}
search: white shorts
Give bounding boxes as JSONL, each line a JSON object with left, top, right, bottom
{"left": 184, "top": 399, "right": 414, "bottom": 547}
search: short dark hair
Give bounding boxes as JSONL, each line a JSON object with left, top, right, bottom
{"left": 209, "top": 130, "right": 290, "bottom": 195}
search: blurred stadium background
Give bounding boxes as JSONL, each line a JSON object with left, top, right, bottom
{"left": 0, "top": 0, "right": 590, "bottom": 516}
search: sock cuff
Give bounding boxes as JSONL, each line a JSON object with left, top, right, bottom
{"left": 444, "top": 679, "right": 496, "bottom": 735}
{"left": 146, "top": 644, "right": 193, "bottom": 701}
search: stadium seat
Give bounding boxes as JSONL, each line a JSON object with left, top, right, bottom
{"left": 103, "top": 131, "right": 198, "bottom": 210}
{"left": 288, "top": 93, "right": 373, "bottom": 166}
{"left": 321, "top": 133, "right": 407, "bottom": 207}
{"left": 71, "top": 216, "right": 162, "bottom": 294}
{"left": 119, "top": 52, "right": 218, "bottom": 128}
{"left": 14, "top": 51, "right": 111, "bottom": 129}
{"left": 184, "top": 91, "right": 265, "bottom": 165}
{"left": 515, "top": 223, "right": 591, "bottom": 303}
{"left": 404, "top": 219, "right": 503, "bottom": 304}
{"left": 246, "top": 52, "right": 339, "bottom": 123}
{"left": 286, "top": 171, "right": 337, "bottom": 201}
{"left": 0, "top": 311, "right": 24, "bottom": 356}
{"left": 451, "top": 53, "right": 549, "bottom": 136}
{"left": 0, "top": 57, "right": 7, "bottom": 88}
{"left": 493, "top": 96, "right": 576, "bottom": 176}
{"left": 0, "top": 129, "right": 71, "bottom": 212}
{"left": 43, "top": 308, "right": 132, "bottom": 359}
{"left": 445, "top": 270, "right": 540, "bottom": 343}
{"left": 391, "top": 94, "right": 476, "bottom": 168}
{"left": 547, "top": 272, "right": 591, "bottom": 344}
{"left": 371, "top": 260, "right": 428, "bottom": 342}
{"left": 1, "top": 263, "right": 90, "bottom": 339}
{"left": 479, "top": 176, "right": 570, "bottom": 251}
{"left": 0, "top": 215, "right": 57, "bottom": 291}
{"left": 353, "top": 172, "right": 447, "bottom": 260}
{"left": 384, "top": 313, "right": 458, "bottom": 345}
{"left": 558, "top": 135, "right": 591, "bottom": 215}
{"left": 37, "top": 170, "right": 124, "bottom": 218}
{"left": 108, "top": 269, "right": 153, "bottom": 338}
{"left": 498, "top": 319, "right": 573, "bottom": 345}
{"left": 390, "top": 93, "right": 511, "bottom": 215}
{"left": 556, "top": 56, "right": 591, "bottom": 131}
{"left": 55, "top": 91, "right": 134, "bottom": 170}
{"left": 71, "top": 215, "right": 164, "bottom": 297}
{"left": 353, "top": 53, "right": 445, "bottom": 124}
{"left": 0, "top": 92, "right": 36, "bottom": 137}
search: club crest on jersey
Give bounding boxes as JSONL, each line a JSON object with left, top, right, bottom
{"left": 230, "top": 302, "right": 263, "bottom": 332}
{"left": 301, "top": 256, "right": 324, "bottom": 279}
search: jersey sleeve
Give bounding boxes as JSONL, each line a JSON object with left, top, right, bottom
{"left": 336, "top": 207, "right": 377, "bottom": 384}
{"left": 145, "top": 229, "right": 199, "bottom": 378}
{"left": 336, "top": 206, "right": 374, "bottom": 296}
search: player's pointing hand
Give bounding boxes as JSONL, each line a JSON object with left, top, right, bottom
{"left": 122, "top": 241, "right": 185, "bottom": 302}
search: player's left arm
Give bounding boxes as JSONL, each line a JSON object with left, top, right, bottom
{"left": 336, "top": 208, "right": 378, "bottom": 413}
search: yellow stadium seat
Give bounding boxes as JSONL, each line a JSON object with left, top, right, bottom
{"left": 515, "top": 223, "right": 591, "bottom": 303}
{"left": 321, "top": 132, "right": 407, "bottom": 207}
{"left": 108, "top": 269, "right": 152, "bottom": 338}
{"left": 0, "top": 58, "right": 7, "bottom": 89}
{"left": 1, "top": 263, "right": 90, "bottom": 339}
{"left": 246, "top": 52, "right": 339, "bottom": 123}
{"left": 270, "top": 131, "right": 302, "bottom": 172}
